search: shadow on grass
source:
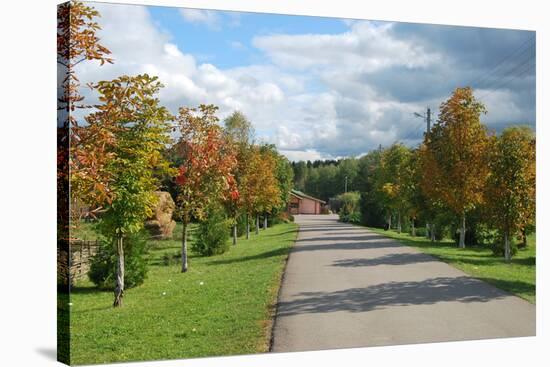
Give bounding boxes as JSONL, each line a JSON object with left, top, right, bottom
{"left": 475, "top": 277, "right": 535, "bottom": 300}
{"left": 263, "top": 229, "right": 298, "bottom": 237}
{"left": 70, "top": 286, "right": 110, "bottom": 295}
{"left": 208, "top": 247, "right": 291, "bottom": 265}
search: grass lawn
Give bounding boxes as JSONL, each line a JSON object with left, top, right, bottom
{"left": 68, "top": 221, "right": 298, "bottom": 365}
{"left": 366, "top": 227, "right": 536, "bottom": 303}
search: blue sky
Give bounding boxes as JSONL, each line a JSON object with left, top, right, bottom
{"left": 148, "top": 7, "right": 349, "bottom": 68}
{"left": 79, "top": 2, "right": 536, "bottom": 161}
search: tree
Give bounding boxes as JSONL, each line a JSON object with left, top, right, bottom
{"left": 84, "top": 74, "right": 173, "bottom": 306}
{"left": 223, "top": 111, "right": 254, "bottom": 244}
{"left": 260, "top": 144, "right": 294, "bottom": 228}
{"left": 57, "top": 0, "right": 113, "bottom": 239}
{"left": 485, "top": 126, "right": 536, "bottom": 260}
{"left": 378, "top": 144, "right": 412, "bottom": 233}
{"left": 174, "top": 104, "right": 238, "bottom": 272}
{"left": 421, "top": 87, "right": 490, "bottom": 248}
{"left": 239, "top": 146, "right": 281, "bottom": 237}
{"left": 337, "top": 158, "right": 359, "bottom": 193}
{"left": 293, "top": 161, "right": 308, "bottom": 191}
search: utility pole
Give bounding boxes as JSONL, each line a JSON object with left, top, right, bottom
{"left": 344, "top": 176, "right": 348, "bottom": 193}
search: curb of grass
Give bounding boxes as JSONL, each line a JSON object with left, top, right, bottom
{"left": 267, "top": 222, "right": 300, "bottom": 352}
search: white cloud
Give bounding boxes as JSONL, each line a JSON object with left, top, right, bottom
{"left": 179, "top": 8, "right": 220, "bottom": 29}
{"left": 279, "top": 149, "right": 325, "bottom": 162}
{"left": 253, "top": 21, "right": 441, "bottom": 72}
{"left": 76, "top": 3, "right": 288, "bottom": 133}
{"left": 73, "top": 4, "right": 534, "bottom": 161}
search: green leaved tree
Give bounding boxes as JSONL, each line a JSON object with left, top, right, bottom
{"left": 485, "top": 126, "right": 536, "bottom": 260}
{"left": 85, "top": 74, "right": 173, "bottom": 307}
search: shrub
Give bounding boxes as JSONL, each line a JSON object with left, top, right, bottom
{"left": 414, "top": 227, "right": 427, "bottom": 237}
{"left": 192, "top": 205, "right": 231, "bottom": 256}
{"left": 236, "top": 213, "right": 251, "bottom": 237}
{"left": 490, "top": 235, "right": 518, "bottom": 257}
{"left": 89, "top": 231, "right": 149, "bottom": 289}
{"left": 338, "top": 191, "right": 361, "bottom": 223}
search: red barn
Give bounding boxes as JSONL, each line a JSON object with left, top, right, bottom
{"left": 288, "top": 189, "right": 326, "bottom": 215}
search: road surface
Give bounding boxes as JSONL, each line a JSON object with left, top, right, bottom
{"left": 271, "top": 214, "right": 535, "bottom": 352}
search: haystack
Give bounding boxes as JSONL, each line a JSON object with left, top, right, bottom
{"left": 145, "top": 191, "right": 176, "bottom": 239}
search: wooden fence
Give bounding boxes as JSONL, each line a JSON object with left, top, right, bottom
{"left": 57, "top": 239, "right": 100, "bottom": 286}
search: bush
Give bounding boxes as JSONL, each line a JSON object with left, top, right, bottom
{"left": 490, "top": 234, "right": 518, "bottom": 257}
{"left": 89, "top": 231, "right": 149, "bottom": 290}
{"left": 359, "top": 192, "right": 387, "bottom": 227}
{"left": 414, "top": 227, "right": 427, "bottom": 237}
{"left": 338, "top": 191, "right": 361, "bottom": 223}
{"left": 192, "top": 205, "right": 231, "bottom": 256}
{"left": 235, "top": 213, "right": 252, "bottom": 237}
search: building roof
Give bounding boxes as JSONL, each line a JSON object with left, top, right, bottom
{"left": 290, "top": 189, "right": 326, "bottom": 204}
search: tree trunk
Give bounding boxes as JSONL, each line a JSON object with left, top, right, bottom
{"left": 397, "top": 211, "right": 402, "bottom": 233}
{"left": 411, "top": 219, "right": 416, "bottom": 237}
{"left": 246, "top": 214, "right": 250, "bottom": 239}
{"left": 426, "top": 223, "right": 431, "bottom": 239}
{"left": 113, "top": 233, "right": 124, "bottom": 307}
{"left": 181, "top": 221, "right": 188, "bottom": 273}
{"left": 232, "top": 223, "right": 237, "bottom": 246}
{"left": 504, "top": 231, "right": 511, "bottom": 261}
{"left": 264, "top": 215, "right": 268, "bottom": 230}
{"left": 458, "top": 213, "right": 466, "bottom": 248}
{"left": 431, "top": 224, "right": 436, "bottom": 242}
{"left": 255, "top": 213, "right": 260, "bottom": 234}
{"left": 388, "top": 214, "right": 392, "bottom": 230}
{"left": 518, "top": 227, "right": 527, "bottom": 249}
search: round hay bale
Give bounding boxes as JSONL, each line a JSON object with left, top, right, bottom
{"left": 145, "top": 192, "right": 176, "bottom": 239}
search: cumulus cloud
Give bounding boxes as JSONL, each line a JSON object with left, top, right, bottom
{"left": 179, "top": 8, "right": 221, "bottom": 29}
{"left": 75, "top": 4, "right": 535, "bottom": 161}
{"left": 76, "top": 3, "right": 289, "bottom": 131}
{"left": 253, "top": 21, "right": 441, "bottom": 72}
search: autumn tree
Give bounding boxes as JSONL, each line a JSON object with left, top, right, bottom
{"left": 485, "top": 126, "right": 536, "bottom": 260}
{"left": 421, "top": 87, "right": 490, "bottom": 248}
{"left": 174, "top": 105, "right": 238, "bottom": 272}
{"left": 57, "top": 0, "right": 113, "bottom": 239}
{"left": 239, "top": 146, "right": 280, "bottom": 237}
{"left": 223, "top": 111, "right": 254, "bottom": 244}
{"left": 84, "top": 74, "right": 173, "bottom": 307}
{"left": 254, "top": 146, "right": 283, "bottom": 233}
{"left": 259, "top": 144, "right": 293, "bottom": 229}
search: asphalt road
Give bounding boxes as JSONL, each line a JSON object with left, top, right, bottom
{"left": 271, "top": 214, "right": 535, "bottom": 352}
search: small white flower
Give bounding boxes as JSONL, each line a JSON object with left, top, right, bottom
{"left": 168, "top": 279, "right": 172, "bottom": 282}
{"left": 162, "top": 292, "right": 167, "bottom": 296}
{"left": 199, "top": 281, "right": 204, "bottom": 286}
{"left": 192, "top": 328, "right": 196, "bottom": 332}
{"left": 68, "top": 302, "right": 73, "bottom": 306}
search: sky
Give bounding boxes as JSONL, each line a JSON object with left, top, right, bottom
{"left": 76, "top": 2, "right": 536, "bottom": 162}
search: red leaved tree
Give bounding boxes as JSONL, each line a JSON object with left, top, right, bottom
{"left": 173, "top": 105, "right": 238, "bottom": 272}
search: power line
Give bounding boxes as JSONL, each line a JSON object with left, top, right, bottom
{"left": 476, "top": 55, "right": 536, "bottom": 101}
{"left": 470, "top": 34, "right": 535, "bottom": 91}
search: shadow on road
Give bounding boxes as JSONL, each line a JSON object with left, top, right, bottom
{"left": 291, "top": 239, "right": 404, "bottom": 252}
{"left": 277, "top": 276, "right": 506, "bottom": 316}
{"left": 332, "top": 253, "right": 436, "bottom": 267}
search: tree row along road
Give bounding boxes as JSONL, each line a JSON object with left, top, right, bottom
{"left": 271, "top": 215, "right": 535, "bottom": 352}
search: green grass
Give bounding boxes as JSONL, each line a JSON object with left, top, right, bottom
{"left": 68, "top": 221, "right": 298, "bottom": 365}
{"left": 366, "top": 227, "right": 536, "bottom": 303}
